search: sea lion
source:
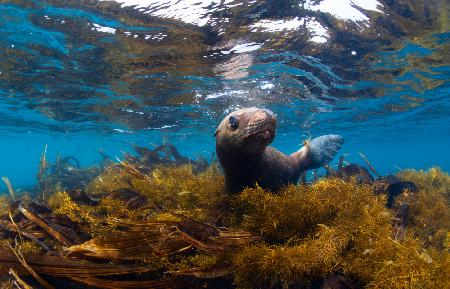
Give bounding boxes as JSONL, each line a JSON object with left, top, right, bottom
{"left": 215, "top": 107, "right": 344, "bottom": 193}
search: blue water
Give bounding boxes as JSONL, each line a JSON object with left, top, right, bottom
{"left": 0, "top": 0, "right": 449, "bottom": 190}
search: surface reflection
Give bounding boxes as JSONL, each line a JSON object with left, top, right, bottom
{"left": 0, "top": 0, "right": 447, "bottom": 139}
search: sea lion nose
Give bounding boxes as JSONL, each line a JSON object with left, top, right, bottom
{"left": 254, "top": 110, "right": 272, "bottom": 122}
{"left": 261, "top": 109, "right": 275, "bottom": 117}
{"left": 261, "top": 109, "right": 276, "bottom": 125}
{"left": 248, "top": 108, "right": 277, "bottom": 128}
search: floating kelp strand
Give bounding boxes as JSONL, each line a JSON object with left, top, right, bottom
{"left": 2, "top": 177, "right": 16, "bottom": 201}
{"left": 358, "top": 152, "right": 381, "bottom": 177}
{"left": 38, "top": 144, "right": 48, "bottom": 202}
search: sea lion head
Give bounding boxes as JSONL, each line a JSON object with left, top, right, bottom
{"left": 215, "top": 107, "right": 276, "bottom": 154}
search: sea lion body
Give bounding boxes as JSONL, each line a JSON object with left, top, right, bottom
{"left": 215, "top": 107, "right": 344, "bottom": 193}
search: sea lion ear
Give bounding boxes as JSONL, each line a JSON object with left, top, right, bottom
{"left": 213, "top": 129, "right": 218, "bottom": 137}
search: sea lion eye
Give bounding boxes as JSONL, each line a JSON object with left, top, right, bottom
{"left": 228, "top": 116, "right": 239, "bottom": 130}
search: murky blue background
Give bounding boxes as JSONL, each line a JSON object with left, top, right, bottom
{"left": 0, "top": 0, "right": 449, "bottom": 190}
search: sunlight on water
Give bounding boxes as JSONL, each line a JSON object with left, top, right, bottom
{"left": 0, "top": 0, "right": 448, "bottom": 189}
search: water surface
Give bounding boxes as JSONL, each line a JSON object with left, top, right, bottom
{"left": 0, "top": 0, "right": 449, "bottom": 189}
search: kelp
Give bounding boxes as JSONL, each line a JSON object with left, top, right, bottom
{"left": 234, "top": 179, "right": 389, "bottom": 242}
{"left": 233, "top": 180, "right": 389, "bottom": 288}
{"left": 0, "top": 195, "right": 8, "bottom": 216}
{"left": 7, "top": 241, "right": 55, "bottom": 289}
{"left": 396, "top": 167, "right": 450, "bottom": 249}
{"left": 0, "top": 147, "right": 449, "bottom": 288}
{"left": 37, "top": 152, "right": 102, "bottom": 202}
{"left": 86, "top": 163, "right": 225, "bottom": 222}
{"left": 233, "top": 178, "right": 449, "bottom": 289}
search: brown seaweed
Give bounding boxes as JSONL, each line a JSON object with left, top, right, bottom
{"left": 125, "top": 144, "right": 210, "bottom": 175}
{"left": 9, "top": 268, "right": 33, "bottom": 289}
{"left": 7, "top": 242, "right": 55, "bottom": 289}
{"left": 69, "top": 276, "right": 195, "bottom": 289}
{"left": 0, "top": 145, "right": 448, "bottom": 289}
{"left": 0, "top": 249, "right": 158, "bottom": 278}
{"left": 37, "top": 150, "right": 102, "bottom": 199}
{"left": 16, "top": 204, "right": 71, "bottom": 247}
{"left": 339, "top": 164, "right": 374, "bottom": 183}
{"left": 358, "top": 152, "right": 381, "bottom": 177}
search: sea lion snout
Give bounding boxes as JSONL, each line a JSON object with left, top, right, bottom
{"left": 250, "top": 108, "right": 275, "bottom": 122}
{"left": 243, "top": 109, "right": 276, "bottom": 146}
{"left": 215, "top": 107, "right": 277, "bottom": 153}
{"left": 216, "top": 107, "right": 343, "bottom": 193}
{"left": 246, "top": 109, "right": 276, "bottom": 130}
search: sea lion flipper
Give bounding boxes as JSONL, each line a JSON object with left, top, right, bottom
{"left": 217, "top": 107, "right": 345, "bottom": 193}
{"left": 307, "top": 134, "right": 344, "bottom": 169}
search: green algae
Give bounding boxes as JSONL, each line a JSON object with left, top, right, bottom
{"left": 0, "top": 152, "right": 449, "bottom": 288}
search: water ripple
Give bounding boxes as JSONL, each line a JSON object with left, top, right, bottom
{"left": 0, "top": 0, "right": 448, "bottom": 178}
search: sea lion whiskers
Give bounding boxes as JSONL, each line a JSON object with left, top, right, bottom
{"left": 226, "top": 119, "right": 271, "bottom": 146}
{"left": 215, "top": 107, "right": 344, "bottom": 193}
{"left": 225, "top": 127, "right": 251, "bottom": 145}
{"left": 243, "top": 119, "right": 267, "bottom": 135}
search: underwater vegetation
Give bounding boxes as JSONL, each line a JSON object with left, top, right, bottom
{"left": 0, "top": 145, "right": 448, "bottom": 289}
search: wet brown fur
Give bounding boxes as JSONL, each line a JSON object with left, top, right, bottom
{"left": 215, "top": 108, "right": 311, "bottom": 193}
